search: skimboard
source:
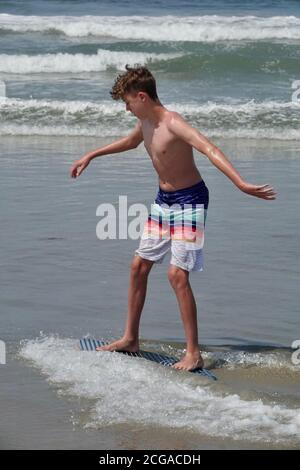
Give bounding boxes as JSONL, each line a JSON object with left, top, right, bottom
{"left": 79, "top": 338, "right": 217, "bottom": 380}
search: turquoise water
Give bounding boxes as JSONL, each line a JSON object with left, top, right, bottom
{"left": 0, "top": 0, "right": 300, "bottom": 139}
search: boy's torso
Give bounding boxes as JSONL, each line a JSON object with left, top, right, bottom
{"left": 140, "top": 110, "right": 203, "bottom": 192}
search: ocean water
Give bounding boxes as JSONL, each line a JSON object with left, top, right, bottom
{"left": 0, "top": 0, "right": 299, "bottom": 450}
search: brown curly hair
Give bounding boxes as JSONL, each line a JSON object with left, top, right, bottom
{"left": 110, "top": 64, "right": 159, "bottom": 101}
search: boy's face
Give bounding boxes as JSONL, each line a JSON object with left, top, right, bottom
{"left": 123, "top": 91, "right": 147, "bottom": 119}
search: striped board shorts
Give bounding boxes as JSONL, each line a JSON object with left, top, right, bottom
{"left": 135, "top": 180, "right": 209, "bottom": 272}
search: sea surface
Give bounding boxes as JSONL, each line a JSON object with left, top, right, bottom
{"left": 0, "top": 0, "right": 299, "bottom": 450}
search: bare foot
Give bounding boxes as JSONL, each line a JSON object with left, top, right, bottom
{"left": 171, "top": 351, "right": 204, "bottom": 371}
{"left": 96, "top": 337, "right": 139, "bottom": 353}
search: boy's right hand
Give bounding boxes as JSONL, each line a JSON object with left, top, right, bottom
{"left": 70, "top": 156, "right": 91, "bottom": 178}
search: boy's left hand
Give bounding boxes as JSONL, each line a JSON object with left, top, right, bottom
{"left": 239, "top": 182, "right": 277, "bottom": 200}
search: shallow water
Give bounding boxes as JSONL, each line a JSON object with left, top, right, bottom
{"left": 1, "top": 0, "right": 300, "bottom": 449}
{"left": 1, "top": 135, "right": 299, "bottom": 449}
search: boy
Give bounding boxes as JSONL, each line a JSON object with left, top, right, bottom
{"left": 70, "top": 65, "right": 276, "bottom": 371}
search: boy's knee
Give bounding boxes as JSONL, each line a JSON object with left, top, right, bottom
{"left": 168, "top": 265, "right": 189, "bottom": 290}
{"left": 131, "top": 256, "right": 153, "bottom": 278}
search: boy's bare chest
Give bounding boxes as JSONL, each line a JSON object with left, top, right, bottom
{"left": 142, "top": 122, "right": 178, "bottom": 159}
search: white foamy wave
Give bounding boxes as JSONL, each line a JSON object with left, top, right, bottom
{"left": 0, "top": 97, "right": 133, "bottom": 136}
{"left": 1, "top": 97, "right": 299, "bottom": 140}
{"left": 2, "top": 124, "right": 299, "bottom": 140}
{"left": 0, "top": 97, "right": 126, "bottom": 114}
{"left": 172, "top": 99, "right": 300, "bottom": 114}
{"left": 0, "top": 124, "right": 125, "bottom": 137}
{"left": 2, "top": 96, "right": 299, "bottom": 118}
{"left": 205, "top": 350, "right": 298, "bottom": 370}
{"left": 1, "top": 14, "right": 300, "bottom": 41}
{"left": 19, "top": 336, "right": 300, "bottom": 443}
{"left": 0, "top": 49, "right": 180, "bottom": 74}
{"left": 208, "top": 128, "right": 300, "bottom": 141}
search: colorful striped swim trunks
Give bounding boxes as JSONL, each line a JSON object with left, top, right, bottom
{"left": 135, "top": 180, "right": 209, "bottom": 272}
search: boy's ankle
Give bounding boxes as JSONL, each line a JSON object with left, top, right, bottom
{"left": 123, "top": 335, "right": 139, "bottom": 343}
{"left": 186, "top": 348, "right": 202, "bottom": 356}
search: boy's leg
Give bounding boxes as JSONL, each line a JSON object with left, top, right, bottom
{"left": 124, "top": 255, "right": 154, "bottom": 342}
{"left": 96, "top": 255, "right": 154, "bottom": 352}
{"left": 168, "top": 265, "right": 204, "bottom": 370}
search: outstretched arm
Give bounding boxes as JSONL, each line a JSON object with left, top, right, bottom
{"left": 70, "top": 121, "right": 143, "bottom": 178}
{"left": 167, "top": 112, "right": 276, "bottom": 200}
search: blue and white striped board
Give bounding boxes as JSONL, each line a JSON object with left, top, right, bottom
{"left": 79, "top": 338, "right": 217, "bottom": 381}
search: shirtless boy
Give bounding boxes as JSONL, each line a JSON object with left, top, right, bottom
{"left": 70, "top": 65, "right": 276, "bottom": 371}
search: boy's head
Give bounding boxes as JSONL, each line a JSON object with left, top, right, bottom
{"left": 110, "top": 64, "right": 159, "bottom": 118}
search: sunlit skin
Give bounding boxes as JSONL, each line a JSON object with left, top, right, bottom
{"left": 70, "top": 91, "right": 276, "bottom": 371}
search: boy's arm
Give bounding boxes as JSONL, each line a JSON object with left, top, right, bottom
{"left": 167, "top": 112, "right": 276, "bottom": 200}
{"left": 70, "top": 121, "right": 143, "bottom": 178}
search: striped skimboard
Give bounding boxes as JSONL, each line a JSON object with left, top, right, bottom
{"left": 79, "top": 338, "right": 217, "bottom": 381}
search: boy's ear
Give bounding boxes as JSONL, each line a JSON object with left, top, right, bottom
{"left": 138, "top": 91, "right": 147, "bottom": 101}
